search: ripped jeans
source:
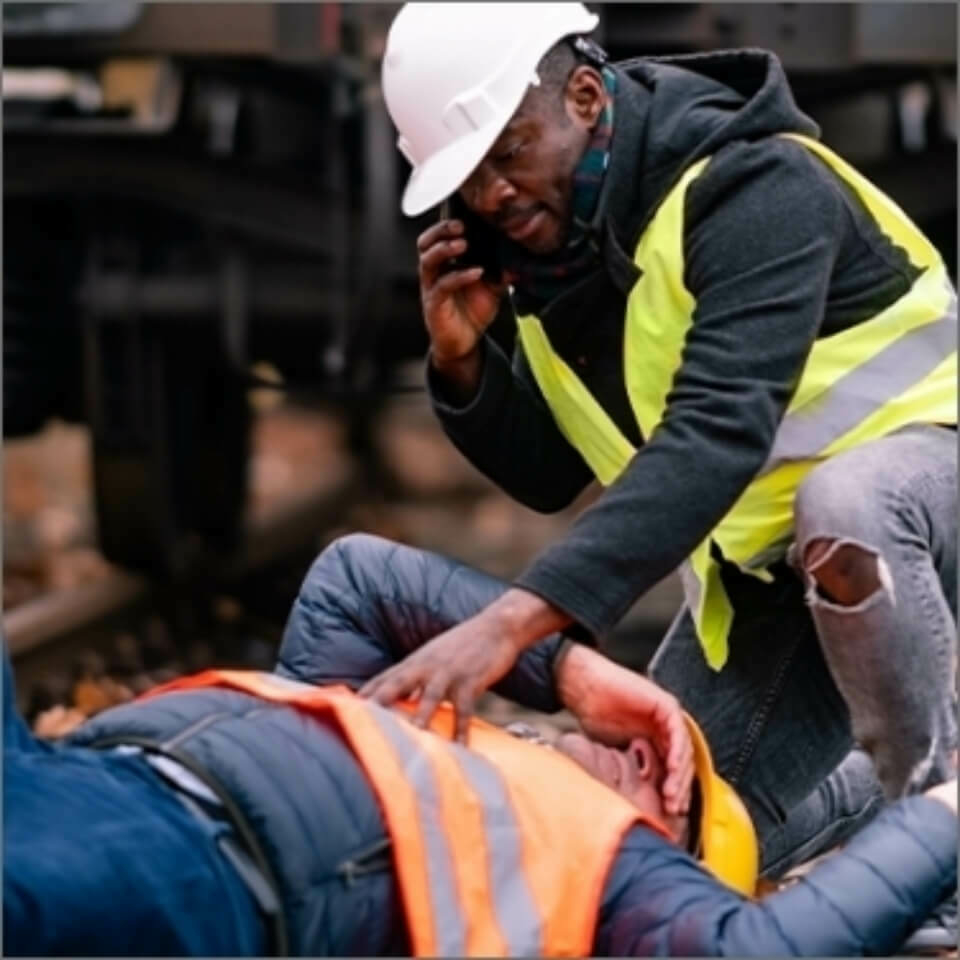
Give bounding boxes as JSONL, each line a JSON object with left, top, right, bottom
{"left": 650, "top": 424, "right": 957, "bottom": 877}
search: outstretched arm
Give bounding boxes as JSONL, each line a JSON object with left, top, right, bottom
{"left": 600, "top": 791, "right": 957, "bottom": 957}
{"left": 276, "top": 534, "right": 566, "bottom": 713}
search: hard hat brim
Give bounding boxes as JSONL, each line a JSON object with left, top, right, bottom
{"left": 684, "top": 713, "right": 760, "bottom": 897}
{"left": 401, "top": 121, "right": 504, "bottom": 217}
{"left": 390, "top": 3, "right": 600, "bottom": 217}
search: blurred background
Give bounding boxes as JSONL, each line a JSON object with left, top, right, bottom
{"left": 3, "top": 2, "right": 956, "bottom": 735}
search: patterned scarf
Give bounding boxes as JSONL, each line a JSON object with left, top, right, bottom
{"left": 501, "top": 67, "right": 617, "bottom": 311}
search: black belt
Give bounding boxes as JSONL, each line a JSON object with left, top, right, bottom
{"left": 165, "top": 777, "right": 281, "bottom": 920}
{"left": 92, "top": 736, "right": 290, "bottom": 956}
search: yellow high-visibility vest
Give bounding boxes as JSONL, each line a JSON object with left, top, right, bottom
{"left": 517, "top": 134, "right": 957, "bottom": 670}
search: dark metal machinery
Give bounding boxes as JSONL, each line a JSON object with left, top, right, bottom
{"left": 4, "top": 2, "right": 416, "bottom": 580}
{"left": 3, "top": 2, "right": 956, "bottom": 582}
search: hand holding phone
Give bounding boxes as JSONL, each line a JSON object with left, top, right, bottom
{"left": 416, "top": 199, "right": 505, "bottom": 389}
{"left": 437, "top": 198, "right": 503, "bottom": 281}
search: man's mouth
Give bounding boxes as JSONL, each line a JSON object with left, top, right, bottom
{"left": 499, "top": 207, "right": 546, "bottom": 242}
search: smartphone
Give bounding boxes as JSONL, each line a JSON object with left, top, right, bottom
{"left": 439, "top": 196, "right": 503, "bottom": 282}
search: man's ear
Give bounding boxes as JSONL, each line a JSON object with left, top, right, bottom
{"left": 565, "top": 65, "right": 606, "bottom": 128}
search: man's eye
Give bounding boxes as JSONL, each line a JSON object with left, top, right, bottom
{"left": 496, "top": 142, "right": 523, "bottom": 163}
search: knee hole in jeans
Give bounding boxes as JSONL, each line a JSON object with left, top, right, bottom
{"left": 802, "top": 538, "right": 891, "bottom": 606}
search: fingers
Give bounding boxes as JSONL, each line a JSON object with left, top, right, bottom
{"left": 420, "top": 236, "right": 466, "bottom": 273}
{"left": 433, "top": 266, "right": 484, "bottom": 295}
{"left": 360, "top": 663, "right": 462, "bottom": 741}
{"left": 361, "top": 665, "right": 424, "bottom": 708}
{"left": 411, "top": 679, "right": 477, "bottom": 744}
{"left": 663, "top": 754, "right": 694, "bottom": 818}
{"left": 412, "top": 675, "right": 448, "bottom": 730}
{"left": 357, "top": 619, "right": 494, "bottom": 745}
{"left": 418, "top": 222, "right": 463, "bottom": 286}
{"left": 358, "top": 672, "right": 384, "bottom": 700}
{"left": 360, "top": 669, "right": 476, "bottom": 745}
{"left": 417, "top": 218, "right": 463, "bottom": 253}
{"left": 656, "top": 698, "right": 694, "bottom": 816}
{"left": 452, "top": 686, "right": 476, "bottom": 745}
{"left": 482, "top": 274, "right": 510, "bottom": 299}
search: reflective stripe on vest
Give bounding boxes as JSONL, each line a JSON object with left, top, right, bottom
{"left": 517, "top": 133, "right": 957, "bottom": 670}
{"left": 142, "top": 670, "right": 663, "bottom": 956}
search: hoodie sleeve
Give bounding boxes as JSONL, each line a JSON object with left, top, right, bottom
{"left": 599, "top": 796, "right": 957, "bottom": 957}
{"left": 513, "top": 137, "right": 845, "bottom": 637}
{"left": 427, "top": 331, "right": 595, "bottom": 513}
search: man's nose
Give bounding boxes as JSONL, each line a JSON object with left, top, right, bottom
{"left": 461, "top": 160, "right": 516, "bottom": 216}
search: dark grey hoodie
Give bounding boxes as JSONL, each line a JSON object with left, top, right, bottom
{"left": 428, "top": 50, "right": 923, "bottom": 640}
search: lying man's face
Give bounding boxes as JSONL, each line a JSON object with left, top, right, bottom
{"left": 555, "top": 732, "right": 692, "bottom": 848}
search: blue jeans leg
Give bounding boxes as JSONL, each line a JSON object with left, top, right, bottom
{"left": 650, "top": 425, "right": 957, "bottom": 875}
{"left": 648, "top": 572, "right": 860, "bottom": 875}
{"left": 762, "top": 747, "right": 885, "bottom": 877}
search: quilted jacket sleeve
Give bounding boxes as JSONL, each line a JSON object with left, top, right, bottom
{"left": 277, "top": 534, "right": 565, "bottom": 713}
{"left": 599, "top": 796, "right": 957, "bottom": 956}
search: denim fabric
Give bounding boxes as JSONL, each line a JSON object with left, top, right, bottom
{"left": 69, "top": 680, "right": 411, "bottom": 956}
{"left": 650, "top": 424, "right": 957, "bottom": 875}
{"left": 792, "top": 424, "right": 958, "bottom": 797}
{"left": 2, "top": 650, "right": 267, "bottom": 957}
{"left": 761, "top": 747, "right": 884, "bottom": 878}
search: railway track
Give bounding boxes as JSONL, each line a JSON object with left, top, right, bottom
{"left": 5, "top": 468, "right": 358, "bottom": 725}
{"left": 3, "top": 395, "right": 678, "bottom": 733}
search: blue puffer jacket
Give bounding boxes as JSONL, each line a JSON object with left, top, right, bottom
{"left": 72, "top": 534, "right": 956, "bottom": 956}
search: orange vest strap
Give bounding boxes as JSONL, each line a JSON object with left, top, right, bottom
{"left": 144, "top": 670, "right": 665, "bottom": 957}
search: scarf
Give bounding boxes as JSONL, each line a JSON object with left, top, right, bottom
{"left": 501, "top": 67, "right": 617, "bottom": 311}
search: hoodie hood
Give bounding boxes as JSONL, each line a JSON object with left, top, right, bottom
{"left": 597, "top": 48, "right": 820, "bottom": 251}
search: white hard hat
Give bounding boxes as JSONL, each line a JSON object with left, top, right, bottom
{"left": 382, "top": 2, "right": 600, "bottom": 217}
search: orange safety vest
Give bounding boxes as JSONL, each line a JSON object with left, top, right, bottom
{"left": 143, "top": 670, "right": 671, "bottom": 957}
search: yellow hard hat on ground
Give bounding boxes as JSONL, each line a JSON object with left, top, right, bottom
{"left": 685, "top": 713, "right": 759, "bottom": 897}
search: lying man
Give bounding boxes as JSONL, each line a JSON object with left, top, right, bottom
{"left": 5, "top": 534, "right": 956, "bottom": 957}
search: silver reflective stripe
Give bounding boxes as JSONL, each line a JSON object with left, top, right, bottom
{"left": 744, "top": 533, "right": 794, "bottom": 571}
{"left": 370, "top": 710, "right": 468, "bottom": 956}
{"left": 453, "top": 746, "right": 543, "bottom": 956}
{"left": 257, "top": 671, "right": 317, "bottom": 694}
{"left": 679, "top": 560, "right": 702, "bottom": 614}
{"left": 763, "top": 297, "right": 957, "bottom": 473}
